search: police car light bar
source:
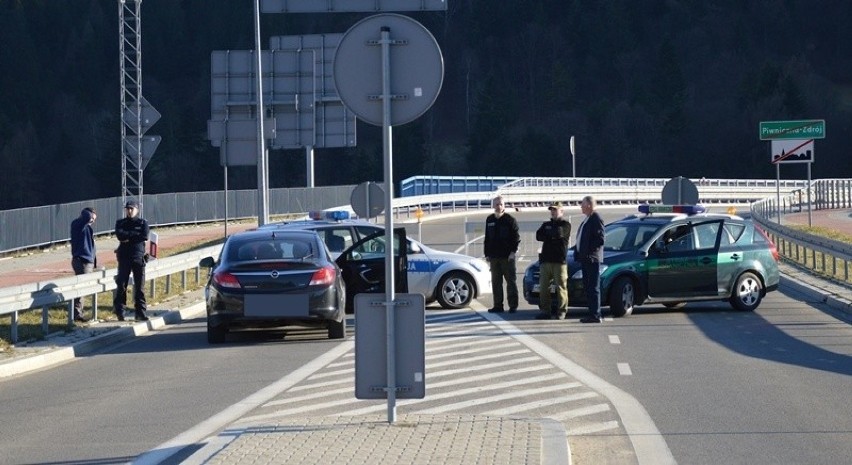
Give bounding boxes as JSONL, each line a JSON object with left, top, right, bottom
{"left": 309, "top": 210, "right": 351, "bottom": 221}
{"left": 638, "top": 204, "right": 706, "bottom": 214}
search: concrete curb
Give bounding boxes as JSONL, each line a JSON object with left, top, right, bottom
{"left": 0, "top": 301, "right": 207, "bottom": 380}
{"left": 780, "top": 274, "right": 852, "bottom": 315}
{"left": 540, "top": 418, "right": 571, "bottom": 465}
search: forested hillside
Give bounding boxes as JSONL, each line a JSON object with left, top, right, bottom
{"left": 1, "top": 0, "right": 850, "bottom": 210}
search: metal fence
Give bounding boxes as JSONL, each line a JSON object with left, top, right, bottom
{"left": 751, "top": 179, "right": 852, "bottom": 284}
{"left": 0, "top": 186, "right": 356, "bottom": 254}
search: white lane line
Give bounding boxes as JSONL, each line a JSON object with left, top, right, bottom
{"left": 427, "top": 329, "right": 506, "bottom": 338}
{"left": 287, "top": 377, "right": 351, "bottom": 393}
{"left": 426, "top": 348, "right": 531, "bottom": 369}
{"left": 428, "top": 355, "right": 542, "bottom": 379}
{"left": 567, "top": 420, "right": 621, "bottom": 435}
{"left": 426, "top": 312, "right": 476, "bottom": 323}
{"left": 427, "top": 314, "right": 482, "bottom": 325}
{"left": 546, "top": 403, "right": 612, "bottom": 421}
{"left": 426, "top": 342, "right": 521, "bottom": 361}
{"left": 485, "top": 391, "right": 599, "bottom": 416}
{"left": 479, "top": 312, "right": 675, "bottom": 465}
{"left": 429, "top": 365, "right": 554, "bottom": 389}
{"left": 237, "top": 396, "right": 358, "bottom": 425}
{"left": 135, "top": 340, "right": 354, "bottom": 465}
{"left": 306, "top": 366, "right": 353, "bottom": 380}
{"left": 617, "top": 363, "right": 633, "bottom": 376}
{"left": 336, "top": 372, "right": 568, "bottom": 416}
{"left": 427, "top": 336, "right": 518, "bottom": 353}
{"left": 427, "top": 321, "right": 496, "bottom": 333}
{"left": 416, "top": 382, "right": 582, "bottom": 414}
{"left": 609, "top": 335, "right": 621, "bottom": 344}
{"left": 263, "top": 385, "right": 352, "bottom": 407}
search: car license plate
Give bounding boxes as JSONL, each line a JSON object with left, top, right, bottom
{"left": 245, "top": 294, "right": 309, "bottom": 317}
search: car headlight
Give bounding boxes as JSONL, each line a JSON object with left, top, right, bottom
{"left": 571, "top": 264, "right": 608, "bottom": 280}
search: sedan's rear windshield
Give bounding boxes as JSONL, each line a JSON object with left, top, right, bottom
{"left": 227, "top": 239, "right": 315, "bottom": 261}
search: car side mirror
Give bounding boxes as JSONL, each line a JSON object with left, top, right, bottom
{"left": 199, "top": 256, "right": 215, "bottom": 268}
{"left": 409, "top": 242, "right": 422, "bottom": 254}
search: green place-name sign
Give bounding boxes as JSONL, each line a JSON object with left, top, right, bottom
{"left": 760, "top": 119, "right": 825, "bottom": 140}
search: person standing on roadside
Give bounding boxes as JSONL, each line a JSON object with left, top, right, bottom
{"left": 535, "top": 202, "right": 571, "bottom": 320}
{"left": 69, "top": 207, "right": 97, "bottom": 323}
{"left": 575, "top": 195, "right": 606, "bottom": 323}
{"left": 114, "top": 200, "right": 150, "bottom": 321}
{"left": 484, "top": 195, "right": 521, "bottom": 313}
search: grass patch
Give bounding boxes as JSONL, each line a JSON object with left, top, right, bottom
{"left": 786, "top": 225, "right": 852, "bottom": 245}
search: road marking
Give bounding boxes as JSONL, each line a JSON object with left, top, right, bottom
{"left": 547, "top": 403, "right": 611, "bottom": 421}
{"left": 485, "top": 391, "right": 599, "bottom": 416}
{"left": 617, "top": 363, "right": 633, "bottom": 376}
{"left": 478, "top": 307, "right": 675, "bottom": 465}
{"left": 134, "top": 340, "right": 354, "bottom": 465}
{"left": 417, "top": 382, "right": 583, "bottom": 414}
{"left": 609, "top": 335, "right": 621, "bottom": 344}
{"left": 567, "top": 420, "right": 621, "bottom": 435}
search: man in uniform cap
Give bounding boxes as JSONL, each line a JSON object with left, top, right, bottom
{"left": 535, "top": 202, "right": 571, "bottom": 319}
{"left": 113, "top": 199, "right": 150, "bottom": 321}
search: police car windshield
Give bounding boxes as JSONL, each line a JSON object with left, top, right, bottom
{"left": 603, "top": 222, "right": 663, "bottom": 252}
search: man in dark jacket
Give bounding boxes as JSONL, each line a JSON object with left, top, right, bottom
{"left": 483, "top": 195, "right": 520, "bottom": 313}
{"left": 535, "top": 202, "right": 571, "bottom": 319}
{"left": 114, "top": 200, "right": 150, "bottom": 321}
{"left": 70, "top": 207, "right": 97, "bottom": 322}
{"left": 575, "top": 195, "right": 606, "bottom": 323}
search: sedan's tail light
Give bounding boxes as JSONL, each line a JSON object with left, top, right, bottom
{"left": 310, "top": 266, "right": 336, "bottom": 286}
{"left": 213, "top": 271, "right": 242, "bottom": 288}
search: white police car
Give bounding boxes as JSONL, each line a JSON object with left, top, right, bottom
{"left": 262, "top": 211, "right": 492, "bottom": 311}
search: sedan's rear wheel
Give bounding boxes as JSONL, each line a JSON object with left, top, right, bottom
{"left": 437, "top": 272, "right": 474, "bottom": 309}
{"left": 328, "top": 318, "right": 346, "bottom": 339}
{"left": 608, "top": 277, "right": 636, "bottom": 317}
{"left": 729, "top": 271, "right": 763, "bottom": 311}
{"left": 207, "top": 323, "right": 227, "bottom": 344}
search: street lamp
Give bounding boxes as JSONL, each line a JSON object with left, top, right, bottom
{"left": 570, "top": 135, "right": 576, "bottom": 178}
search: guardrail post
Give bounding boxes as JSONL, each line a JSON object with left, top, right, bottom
{"left": 42, "top": 305, "right": 50, "bottom": 336}
{"left": 93, "top": 293, "right": 99, "bottom": 321}
{"left": 11, "top": 311, "right": 18, "bottom": 344}
{"left": 165, "top": 274, "right": 172, "bottom": 294}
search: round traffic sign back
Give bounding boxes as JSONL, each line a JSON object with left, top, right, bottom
{"left": 334, "top": 13, "right": 444, "bottom": 126}
{"left": 661, "top": 177, "right": 699, "bottom": 205}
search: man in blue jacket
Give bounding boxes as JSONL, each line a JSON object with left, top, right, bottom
{"left": 114, "top": 200, "right": 150, "bottom": 321}
{"left": 70, "top": 207, "right": 97, "bottom": 323}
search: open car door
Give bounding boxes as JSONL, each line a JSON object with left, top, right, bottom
{"left": 336, "top": 227, "right": 408, "bottom": 313}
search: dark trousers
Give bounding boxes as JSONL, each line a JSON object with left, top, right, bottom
{"left": 114, "top": 257, "right": 147, "bottom": 314}
{"left": 581, "top": 260, "right": 602, "bottom": 319}
{"left": 71, "top": 256, "right": 94, "bottom": 315}
{"left": 489, "top": 257, "right": 518, "bottom": 309}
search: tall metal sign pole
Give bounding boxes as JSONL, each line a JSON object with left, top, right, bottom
{"left": 119, "top": 0, "right": 160, "bottom": 216}
{"left": 336, "top": 13, "right": 443, "bottom": 424}
{"left": 253, "top": 0, "right": 270, "bottom": 225}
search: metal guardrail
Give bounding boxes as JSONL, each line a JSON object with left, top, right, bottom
{"left": 0, "top": 245, "right": 222, "bottom": 344}
{"left": 751, "top": 179, "right": 852, "bottom": 285}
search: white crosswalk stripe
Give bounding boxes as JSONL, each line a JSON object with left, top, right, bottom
{"left": 236, "top": 308, "right": 624, "bottom": 438}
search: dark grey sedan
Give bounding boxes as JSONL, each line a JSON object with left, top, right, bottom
{"left": 199, "top": 229, "right": 346, "bottom": 343}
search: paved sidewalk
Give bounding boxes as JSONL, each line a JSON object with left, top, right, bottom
{"left": 174, "top": 414, "right": 567, "bottom": 465}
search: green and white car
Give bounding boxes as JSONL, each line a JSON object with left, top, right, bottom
{"left": 523, "top": 205, "right": 781, "bottom": 317}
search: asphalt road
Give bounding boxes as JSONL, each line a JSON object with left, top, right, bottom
{"left": 1, "top": 208, "right": 850, "bottom": 465}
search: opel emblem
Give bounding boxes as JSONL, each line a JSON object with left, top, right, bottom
{"left": 270, "top": 270, "right": 279, "bottom": 279}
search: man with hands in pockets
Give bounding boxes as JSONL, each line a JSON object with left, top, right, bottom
{"left": 484, "top": 195, "right": 521, "bottom": 313}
